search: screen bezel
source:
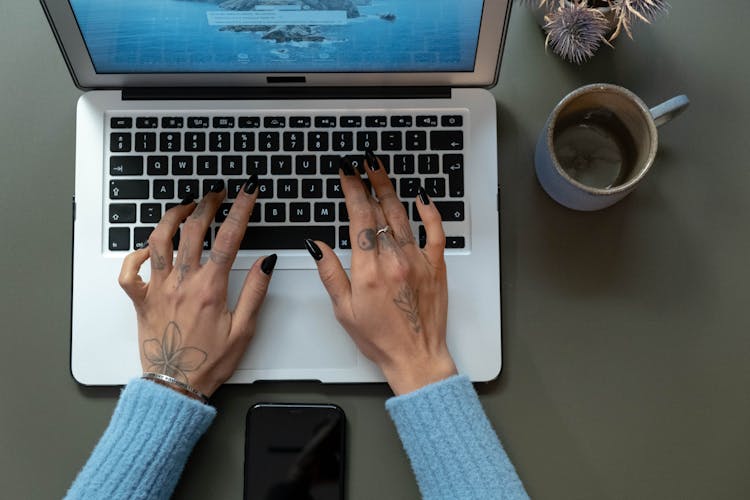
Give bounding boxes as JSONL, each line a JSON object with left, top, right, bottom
{"left": 40, "top": 0, "right": 511, "bottom": 90}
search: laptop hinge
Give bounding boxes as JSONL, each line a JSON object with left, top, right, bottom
{"left": 122, "top": 87, "right": 452, "bottom": 101}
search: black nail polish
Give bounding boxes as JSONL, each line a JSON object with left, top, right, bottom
{"left": 304, "top": 239, "right": 323, "bottom": 261}
{"left": 418, "top": 186, "right": 430, "bottom": 205}
{"left": 180, "top": 196, "right": 196, "bottom": 205}
{"left": 141, "top": 242, "right": 149, "bottom": 249}
{"left": 340, "top": 157, "right": 356, "bottom": 176}
{"left": 261, "top": 253, "right": 278, "bottom": 275}
{"left": 365, "top": 150, "right": 380, "bottom": 171}
{"left": 243, "top": 175, "right": 259, "bottom": 194}
{"left": 210, "top": 180, "right": 225, "bottom": 193}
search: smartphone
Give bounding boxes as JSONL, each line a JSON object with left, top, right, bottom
{"left": 244, "top": 403, "right": 346, "bottom": 500}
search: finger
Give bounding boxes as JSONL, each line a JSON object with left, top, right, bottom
{"left": 118, "top": 247, "right": 151, "bottom": 305}
{"left": 230, "top": 253, "right": 275, "bottom": 342}
{"left": 175, "top": 182, "right": 226, "bottom": 272}
{"left": 339, "top": 159, "right": 378, "bottom": 261}
{"left": 415, "top": 188, "right": 446, "bottom": 266}
{"left": 206, "top": 176, "right": 259, "bottom": 276}
{"left": 309, "top": 240, "right": 352, "bottom": 312}
{"left": 364, "top": 151, "right": 415, "bottom": 249}
{"left": 148, "top": 200, "right": 196, "bottom": 280}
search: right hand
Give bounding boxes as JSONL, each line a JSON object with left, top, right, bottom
{"left": 307, "top": 154, "right": 457, "bottom": 395}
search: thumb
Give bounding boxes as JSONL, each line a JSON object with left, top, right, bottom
{"left": 305, "top": 239, "right": 351, "bottom": 310}
{"left": 231, "top": 254, "right": 275, "bottom": 339}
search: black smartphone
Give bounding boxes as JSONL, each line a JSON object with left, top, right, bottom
{"left": 244, "top": 403, "right": 346, "bottom": 500}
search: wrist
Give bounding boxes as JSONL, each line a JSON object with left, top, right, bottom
{"left": 381, "top": 353, "right": 457, "bottom": 396}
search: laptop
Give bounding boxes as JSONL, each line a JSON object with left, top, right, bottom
{"left": 41, "top": 0, "right": 511, "bottom": 385}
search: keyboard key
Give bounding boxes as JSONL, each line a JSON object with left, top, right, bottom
{"left": 136, "top": 117, "right": 158, "bottom": 129}
{"left": 238, "top": 225, "right": 335, "bottom": 250}
{"left": 381, "top": 131, "right": 402, "bottom": 151}
{"left": 239, "top": 116, "right": 261, "bottom": 128}
{"left": 283, "top": 131, "right": 304, "bottom": 151}
{"left": 258, "top": 179, "right": 274, "bottom": 198}
{"left": 340, "top": 116, "right": 362, "bottom": 127}
{"left": 111, "top": 117, "right": 132, "bottom": 129}
{"left": 412, "top": 201, "right": 465, "bottom": 222}
{"left": 418, "top": 225, "right": 426, "bottom": 248}
{"left": 406, "top": 131, "right": 427, "bottom": 151}
{"left": 356, "top": 131, "right": 378, "bottom": 151}
{"left": 393, "top": 154, "right": 415, "bottom": 174}
{"left": 315, "top": 116, "right": 337, "bottom": 128}
{"left": 209, "top": 132, "right": 230, "bottom": 152}
{"left": 178, "top": 179, "right": 199, "bottom": 199}
{"left": 339, "top": 225, "right": 351, "bottom": 249}
{"left": 320, "top": 155, "right": 341, "bottom": 175}
{"left": 326, "top": 178, "right": 344, "bottom": 199}
{"left": 314, "top": 202, "right": 335, "bottom": 222}
{"left": 270, "top": 155, "right": 292, "bottom": 175}
{"left": 159, "top": 132, "right": 181, "bottom": 152}
{"left": 302, "top": 179, "right": 323, "bottom": 198}
{"left": 109, "top": 203, "right": 136, "bottom": 223}
{"left": 446, "top": 236, "right": 466, "bottom": 248}
{"left": 416, "top": 115, "right": 438, "bottom": 127}
{"left": 277, "top": 178, "right": 298, "bottom": 198}
{"left": 221, "top": 156, "right": 242, "bottom": 176}
{"left": 135, "top": 132, "right": 157, "bottom": 152}
{"left": 140, "top": 203, "right": 162, "bottom": 223}
{"left": 259, "top": 132, "right": 280, "bottom": 151}
{"left": 308, "top": 131, "right": 329, "bottom": 152}
{"left": 290, "top": 116, "right": 311, "bottom": 128}
{"left": 202, "top": 179, "right": 224, "bottom": 196}
{"left": 338, "top": 202, "right": 349, "bottom": 222}
{"left": 110, "top": 133, "right": 131, "bottom": 152}
{"left": 265, "top": 203, "right": 286, "bottom": 222}
{"left": 153, "top": 180, "right": 174, "bottom": 199}
{"left": 366, "top": 116, "right": 387, "bottom": 127}
{"left": 250, "top": 203, "right": 261, "bottom": 223}
{"left": 296, "top": 155, "right": 317, "bottom": 175}
{"left": 133, "top": 227, "right": 155, "bottom": 250}
{"left": 162, "top": 117, "right": 184, "bottom": 128}
{"left": 399, "top": 178, "right": 421, "bottom": 198}
{"left": 345, "top": 155, "right": 365, "bottom": 174}
{"left": 185, "top": 132, "right": 206, "bottom": 152}
{"left": 246, "top": 156, "right": 268, "bottom": 175}
{"left": 196, "top": 156, "right": 217, "bottom": 175}
{"left": 290, "top": 202, "right": 311, "bottom": 222}
{"left": 391, "top": 116, "right": 412, "bottom": 127}
{"left": 264, "top": 116, "right": 286, "bottom": 128}
{"left": 172, "top": 156, "right": 193, "bottom": 175}
{"left": 430, "top": 130, "right": 463, "bottom": 150}
{"left": 418, "top": 154, "right": 439, "bottom": 174}
{"left": 425, "top": 177, "right": 446, "bottom": 198}
{"left": 215, "top": 203, "right": 232, "bottom": 222}
{"left": 234, "top": 132, "right": 255, "bottom": 151}
{"left": 110, "top": 180, "right": 148, "bottom": 200}
{"left": 441, "top": 115, "right": 463, "bottom": 127}
{"left": 213, "top": 116, "right": 235, "bottom": 128}
{"left": 109, "top": 227, "right": 130, "bottom": 251}
{"left": 228, "top": 179, "right": 244, "bottom": 199}
{"left": 188, "top": 117, "right": 210, "bottom": 128}
{"left": 332, "top": 132, "right": 354, "bottom": 151}
{"left": 110, "top": 156, "right": 143, "bottom": 176}
{"left": 443, "top": 154, "right": 464, "bottom": 197}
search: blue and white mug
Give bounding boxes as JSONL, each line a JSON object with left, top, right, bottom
{"left": 535, "top": 84, "right": 689, "bottom": 211}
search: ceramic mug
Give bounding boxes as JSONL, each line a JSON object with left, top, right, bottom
{"left": 534, "top": 83, "right": 689, "bottom": 211}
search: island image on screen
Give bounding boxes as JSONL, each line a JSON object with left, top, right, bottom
{"left": 69, "top": 0, "right": 485, "bottom": 73}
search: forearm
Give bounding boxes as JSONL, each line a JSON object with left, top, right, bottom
{"left": 386, "top": 375, "right": 528, "bottom": 500}
{"left": 65, "top": 379, "right": 216, "bottom": 500}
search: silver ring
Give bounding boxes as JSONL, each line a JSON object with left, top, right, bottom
{"left": 376, "top": 225, "right": 391, "bottom": 237}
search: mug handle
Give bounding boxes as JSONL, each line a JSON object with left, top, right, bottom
{"left": 650, "top": 95, "right": 690, "bottom": 127}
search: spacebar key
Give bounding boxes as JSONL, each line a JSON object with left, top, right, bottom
{"left": 239, "top": 226, "right": 335, "bottom": 250}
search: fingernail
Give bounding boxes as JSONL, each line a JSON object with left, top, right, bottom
{"left": 210, "top": 180, "right": 225, "bottom": 193}
{"left": 243, "top": 175, "right": 259, "bottom": 194}
{"left": 340, "top": 157, "right": 356, "bottom": 176}
{"left": 180, "top": 196, "right": 196, "bottom": 205}
{"left": 418, "top": 187, "right": 430, "bottom": 205}
{"left": 261, "top": 253, "right": 278, "bottom": 275}
{"left": 304, "top": 239, "right": 323, "bottom": 261}
{"left": 365, "top": 150, "right": 380, "bottom": 171}
{"left": 141, "top": 242, "right": 149, "bottom": 249}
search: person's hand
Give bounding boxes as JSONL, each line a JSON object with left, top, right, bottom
{"left": 307, "top": 154, "right": 457, "bottom": 395}
{"left": 117, "top": 178, "right": 276, "bottom": 399}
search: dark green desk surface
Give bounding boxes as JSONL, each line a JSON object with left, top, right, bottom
{"left": 2, "top": 1, "right": 749, "bottom": 498}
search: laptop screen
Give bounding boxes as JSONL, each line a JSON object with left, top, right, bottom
{"left": 68, "top": 0, "right": 485, "bottom": 74}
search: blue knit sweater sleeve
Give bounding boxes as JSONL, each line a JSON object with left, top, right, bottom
{"left": 65, "top": 379, "right": 216, "bottom": 500}
{"left": 386, "top": 375, "right": 528, "bottom": 500}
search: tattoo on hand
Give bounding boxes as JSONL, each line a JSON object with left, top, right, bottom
{"left": 190, "top": 200, "right": 206, "bottom": 219}
{"left": 357, "top": 228, "right": 377, "bottom": 251}
{"left": 143, "top": 321, "right": 207, "bottom": 383}
{"left": 395, "top": 223, "right": 415, "bottom": 247}
{"left": 177, "top": 239, "right": 190, "bottom": 285}
{"left": 393, "top": 285, "right": 422, "bottom": 334}
{"left": 209, "top": 249, "right": 231, "bottom": 265}
{"left": 151, "top": 251, "right": 167, "bottom": 270}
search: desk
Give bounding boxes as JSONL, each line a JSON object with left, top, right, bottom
{"left": 1, "top": 1, "right": 749, "bottom": 498}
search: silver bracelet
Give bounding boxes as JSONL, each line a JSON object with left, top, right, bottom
{"left": 142, "top": 372, "right": 209, "bottom": 404}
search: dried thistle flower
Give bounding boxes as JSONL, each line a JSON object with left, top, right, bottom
{"left": 544, "top": 1, "right": 611, "bottom": 65}
{"left": 611, "top": 0, "right": 670, "bottom": 39}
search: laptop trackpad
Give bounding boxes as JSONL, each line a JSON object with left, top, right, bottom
{"left": 228, "top": 269, "right": 358, "bottom": 370}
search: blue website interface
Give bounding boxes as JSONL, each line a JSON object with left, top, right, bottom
{"left": 69, "top": 0, "right": 485, "bottom": 73}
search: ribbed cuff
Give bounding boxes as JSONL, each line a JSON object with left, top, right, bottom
{"left": 386, "top": 375, "right": 528, "bottom": 500}
{"left": 65, "top": 378, "right": 216, "bottom": 500}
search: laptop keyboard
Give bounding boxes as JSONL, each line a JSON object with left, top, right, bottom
{"left": 106, "top": 111, "right": 468, "bottom": 254}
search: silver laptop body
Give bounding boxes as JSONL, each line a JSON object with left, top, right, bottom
{"left": 41, "top": 0, "right": 511, "bottom": 385}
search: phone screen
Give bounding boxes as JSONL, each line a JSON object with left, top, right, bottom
{"left": 244, "top": 403, "right": 345, "bottom": 500}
